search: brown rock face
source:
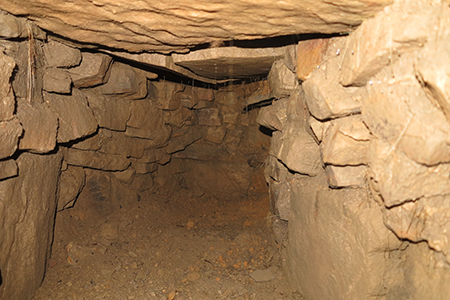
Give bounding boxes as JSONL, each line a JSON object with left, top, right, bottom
{"left": 0, "top": 151, "right": 62, "bottom": 300}
{"left": 0, "top": 0, "right": 390, "bottom": 53}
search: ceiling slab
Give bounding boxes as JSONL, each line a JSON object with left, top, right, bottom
{"left": 172, "top": 47, "right": 286, "bottom": 80}
{"left": 0, "top": 0, "right": 391, "bottom": 53}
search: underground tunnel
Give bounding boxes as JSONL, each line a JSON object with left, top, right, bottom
{"left": 2, "top": 1, "right": 450, "bottom": 299}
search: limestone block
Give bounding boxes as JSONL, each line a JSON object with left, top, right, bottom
{"left": 171, "top": 142, "right": 227, "bottom": 161}
{"left": 125, "top": 100, "right": 169, "bottom": 140}
{"left": 272, "top": 216, "right": 288, "bottom": 245}
{"left": 195, "top": 87, "right": 214, "bottom": 102}
{"left": 416, "top": 38, "right": 450, "bottom": 124}
{"left": 369, "top": 139, "right": 450, "bottom": 208}
{"left": 131, "top": 173, "right": 154, "bottom": 192}
{"left": 68, "top": 52, "right": 112, "bottom": 88}
{"left": 150, "top": 81, "right": 183, "bottom": 111}
{"left": 83, "top": 90, "right": 130, "bottom": 131}
{"left": 269, "top": 180, "right": 291, "bottom": 221}
{"left": 71, "top": 133, "right": 102, "bottom": 151}
{"left": 257, "top": 98, "right": 288, "bottom": 131}
{"left": 215, "top": 89, "right": 240, "bottom": 108}
{"left": 384, "top": 195, "right": 450, "bottom": 263}
{"left": 45, "top": 89, "right": 98, "bottom": 143}
{"left": 283, "top": 44, "right": 298, "bottom": 73}
{"left": 204, "top": 126, "right": 227, "bottom": 144}
{"left": 340, "top": 2, "right": 436, "bottom": 87}
{"left": 0, "top": 0, "right": 389, "bottom": 54}
{"left": 164, "top": 106, "right": 193, "bottom": 128}
{"left": 303, "top": 55, "right": 364, "bottom": 120}
{"left": 177, "top": 85, "right": 199, "bottom": 109}
{"left": 42, "top": 67, "right": 72, "bottom": 94}
{"left": 0, "top": 10, "right": 26, "bottom": 38}
{"left": 364, "top": 55, "right": 450, "bottom": 166}
{"left": 172, "top": 46, "right": 284, "bottom": 80}
{"left": 57, "top": 166, "right": 85, "bottom": 211}
{"left": 286, "top": 86, "right": 309, "bottom": 125}
{"left": 0, "top": 117, "right": 22, "bottom": 159}
{"left": 0, "top": 49, "right": 15, "bottom": 121}
{"left": 195, "top": 100, "right": 212, "bottom": 109}
{"left": 97, "top": 61, "right": 148, "bottom": 100}
{"left": 132, "top": 161, "right": 158, "bottom": 174}
{"left": 268, "top": 60, "right": 298, "bottom": 98}
{"left": 166, "top": 127, "right": 206, "bottom": 154}
{"left": 112, "top": 166, "right": 135, "bottom": 184}
{"left": 0, "top": 152, "right": 62, "bottom": 300}
{"left": 265, "top": 155, "right": 290, "bottom": 183}
{"left": 270, "top": 125, "right": 322, "bottom": 176}
{"left": 221, "top": 106, "right": 239, "bottom": 124}
{"left": 325, "top": 165, "right": 367, "bottom": 188}
{"left": 99, "top": 129, "right": 153, "bottom": 159}
{"left": 383, "top": 241, "right": 450, "bottom": 300}
{"left": 0, "top": 159, "right": 17, "bottom": 180}
{"left": 296, "top": 38, "right": 329, "bottom": 81}
{"left": 195, "top": 108, "right": 221, "bottom": 126}
{"left": 308, "top": 117, "right": 330, "bottom": 142}
{"left": 43, "top": 40, "right": 82, "bottom": 68}
{"left": 138, "top": 148, "right": 171, "bottom": 164}
{"left": 242, "top": 80, "right": 272, "bottom": 109}
{"left": 143, "top": 124, "right": 173, "bottom": 149}
{"left": 63, "top": 147, "right": 130, "bottom": 171}
{"left": 287, "top": 172, "right": 397, "bottom": 300}
{"left": 16, "top": 98, "right": 58, "bottom": 153}
{"left": 321, "top": 115, "right": 370, "bottom": 166}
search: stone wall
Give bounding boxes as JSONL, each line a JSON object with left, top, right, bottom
{"left": 0, "top": 11, "right": 270, "bottom": 299}
{"left": 258, "top": 1, "right": 450, "bottom": 299}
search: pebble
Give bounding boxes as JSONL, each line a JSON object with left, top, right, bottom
{"left": 186, "top": 272, "right": 201, "bottom": 282}
{"left": 249, "top": 267, "right": 276, "bottom": 282}
{"left": 100, "top": 222, "right": 118, "bottom": 240}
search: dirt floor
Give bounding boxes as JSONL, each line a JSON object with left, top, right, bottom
{"left": 31, "top": 182, "right": 302, "bottom": 300}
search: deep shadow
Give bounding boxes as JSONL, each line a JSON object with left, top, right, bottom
{"left": 0, "top": 267, "right": 3, "bottom": 287}
{"left": 191, "top": 33, "right": 341, "bottom": 51}
{"left": 259, "top": 125, "right": 273, "bottom": 137}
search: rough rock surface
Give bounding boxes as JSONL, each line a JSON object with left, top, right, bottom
{"left": 43, "top": 40, "right": 81, "bottom": 68}
{"left": 0, "top": 118, "right": 22, "bottom": 159}
{"left": 57, "top": 166, "right": 85, "bottom": 211}
{"left": 172, "top": 47, "right": 285, "bottom": 79}
{"left": 0, "top": 49, "right": 16, "bottom": 121}
{"left": 45, "top": 90, "right": 98, "bottom": 143}
{"left": 0, "top": 0, "right": 390, "bottom": 53}
{"left": 83, "top": 90, "right": 131, "bottom": 132}
{"left": 68, "top": 52, "right": 112, "bottom": 88}
{"left": 63, "top": 147, "right": 130, "bottom": 171}
{"left": 42, "top": 67, "right": 72, "bottom": 94}
{"left": 0, "top": 152, "right": 62, "bottom": 300}
{"left": 287, "top": 172, "right": 398, "bottom": 300}
{"left": 16, "top": 99, "right": 58, "bottom": 153}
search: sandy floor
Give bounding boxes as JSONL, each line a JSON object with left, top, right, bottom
{"left": 32, "top": 186, "right": 302, "bottom": 300}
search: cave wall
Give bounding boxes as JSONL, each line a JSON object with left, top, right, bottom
{"left": 259, "top": 1, "right": 450, "bottom": 299}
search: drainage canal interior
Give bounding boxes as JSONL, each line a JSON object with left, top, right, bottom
{"left": 4, "top": 3, "right": 450, "bottom": 300}
{"left": 23, "top": 36, "right": 301, "bottom": 299}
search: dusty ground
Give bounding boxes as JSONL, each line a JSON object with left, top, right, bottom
{"left": 32, "top": 182, "right": 302, "bottom": 300}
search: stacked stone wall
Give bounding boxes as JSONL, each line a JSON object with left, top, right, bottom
{"left": 258, "top": 1, "right": 450, "bottom": 299}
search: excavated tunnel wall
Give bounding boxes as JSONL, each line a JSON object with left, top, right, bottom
{"left": 2, "top": 1, "right": 450, "bottom": 299}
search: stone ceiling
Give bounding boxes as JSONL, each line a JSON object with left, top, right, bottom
{"left": 0, "top": 0, "right": 390, "bottom": 53}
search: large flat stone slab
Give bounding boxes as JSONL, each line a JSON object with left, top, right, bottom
{"left": 172, "top": 47, "right": 285, "bottom": 80}
{"left": 0, "top": 0, "right": 390, "bottom": 53}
